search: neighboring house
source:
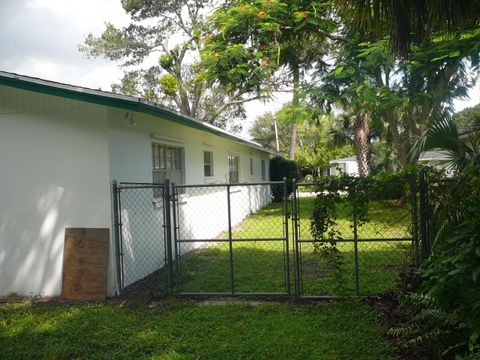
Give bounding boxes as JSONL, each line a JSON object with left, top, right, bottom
{"left": 321, "top": 151, "right": 453, "bottom": 177}
{"left": 0, "top": 71, "right": 276, "bottom": 297}
{"left": 418, "top": 150, "right": 453, "bottom": 175}
{"left": 321, "top": 156, "right": 359, "bottom": 176}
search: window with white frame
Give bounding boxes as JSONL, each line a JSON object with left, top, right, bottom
{"left": 249, "top": 157, "right": 254, "bottom": 176}
{"left": 204, "top": 151, "right": 214, "bottom": 177}
{"left": 152, "top": 143, "right": 184, "bottom": 187}
{"left": 228, "top": 155, "right": 239, "bottom": 183}
{"left": 261, "top": 158, "right": 266, "bottom": 180}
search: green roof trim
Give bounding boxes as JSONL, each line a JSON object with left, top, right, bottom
{"left": 0, "top": 71, "right": 279, "bottom": 156}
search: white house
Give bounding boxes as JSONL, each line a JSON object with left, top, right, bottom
{"left": 0, "top": 71, "right": 276, "bottom": 298}
{"left": 418, "top": 150, "right": 453, "bottom": 175}
{"left": 321, "top": 156, "right": 359, "bottom": 176}
{"left": 322, "top": 151, "right": 453, "bottom": 177}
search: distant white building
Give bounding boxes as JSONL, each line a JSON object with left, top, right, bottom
{"left": 418, "top": 150, "right": 453, "bottom": 175}
{"left": 321, "top": 151, "right": 453, "bottom": 177}
{"left": 321, "top": 156, "right": 359, "bottom": 176}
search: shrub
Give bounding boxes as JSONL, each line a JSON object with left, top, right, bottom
{"left": 391, "top": 166, "right": 480, "bottom": 359}
{"left": 269, "top": 156, "right": 298, "bottom": 202}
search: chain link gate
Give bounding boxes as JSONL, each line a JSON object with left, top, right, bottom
{"left": 291, "top": 178, "right": 419, "bottom": 299}
{"left": 171, "top": 181, "right": 291, "bottom": 297}
{"left": 113, "top": 177, "right": 420, "bottom": 299}
{"left": 113, "top": 181, "right": 172, "bottom": 296}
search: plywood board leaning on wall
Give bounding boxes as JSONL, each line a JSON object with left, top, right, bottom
{"left": 62, "top": 228, "right": 109, "bottom": 301}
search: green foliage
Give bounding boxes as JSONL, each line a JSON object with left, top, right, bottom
{"left": 202, "top": 0, "right": 336, "bottom": 92}
{"left": 392, "top": 167, "right": 480, "bottom": 358}
{"left": 80, "top": 0, "right": 253, "bottom": 130}
{"left": 309, "top": 173, "right": 416, "bottom": 293}
{"left": 249, "top": 111, "right": 289, "bottom": 153}
{"left": 250, "top": 107, "right": 353, "bottom": 169}
{"left": 412, "top": 117, "right": 480, "bottom": 174}
{"left": 453, "top": 103, "right": 480, "bottom": 132}
{"left": 159, "top": 74, "right": 179, "bottom": 97}
{"left": 336, "top": 0, "right": 480, "bottom": 57}
{"left": 269, "top": 156, "right": 298, "bottom": 202}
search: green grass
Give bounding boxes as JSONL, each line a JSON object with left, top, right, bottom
{"left": 0, "top": 300, "right": 394, "bottom": 359}
{"left": 175, "top": 197, "right": 414, "bottom": 296}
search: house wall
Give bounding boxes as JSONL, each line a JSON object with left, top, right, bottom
{"left": 0, "top": 85, "right": 272, "bottom": 297}
{"left": 107, "top": 108, "right": 271, "bottom": 288}
{"left": 326, "top": 160, "right": 359, "bottom": 176}
{"left": 0, "top": 86, "right": 112, "bottom": 297}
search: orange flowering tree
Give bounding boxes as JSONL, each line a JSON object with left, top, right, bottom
{"left": 201, "top": 0, "right": 339, "bottom": 159}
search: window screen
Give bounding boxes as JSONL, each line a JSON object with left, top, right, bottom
{"left": 228, "top": 155, "right": 239, "bottom": 183}
{"left": 204, "top": 151, "right": 214, "bottom": 177}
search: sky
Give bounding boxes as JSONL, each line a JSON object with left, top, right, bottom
{"left": 0, "top": 0, "right": 478, "bottom": 138}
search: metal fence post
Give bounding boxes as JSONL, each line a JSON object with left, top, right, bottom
{"left": 164, "top": 179, "right": 174, "bottom": 294}
{"left": 418, "top": 168, "right": 428, "bottom": 261}
{"left": 283, "top": 177, "right": 291, "bottom": 298}
{"left": 411, "top": 177, "right": 420, "bottom": 266}
{"left": 227, "top": 184, "right": 235, "bottom": 295}
{"left": 353, "top": 196, "right": 360, "bottom": 296}
{"left": 292, "top": 179, "right": 301, "bottom": 299}
{"left": 112, "top": 180, "right": 123, "bottom": 295}
{"left": 171, "top": 183, "right": 180, "bottom": 284}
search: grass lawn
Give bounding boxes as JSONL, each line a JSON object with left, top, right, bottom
{"left": 0, "top": 299, "right": 394, "bottom": 359}
{"left": 175, "top": 197, "right": 414, "bottom": 296}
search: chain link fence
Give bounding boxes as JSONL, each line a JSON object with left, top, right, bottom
{"left": 172, "top": 182, "right": 290, "bottom": 296}
{"left": 113, "top": 177, "right": 419, "bottom": 299}
{"left": 114, "top": 182, "right": 170, "bottom": 297}
{"left": 293, "top": 179, "right": 418, "bottom": 298}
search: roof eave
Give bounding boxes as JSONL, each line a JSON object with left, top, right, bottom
{"left": 0, "top": 71, "right": 278, "bottom": 156}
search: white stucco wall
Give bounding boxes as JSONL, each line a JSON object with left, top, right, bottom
{"left": 0, "top": 86, "right": 112, "bottom": 297}
{"left": 326, "top": 159, "right": 359, "bottom": 176}
{"left": 107, "top": 108, "right": 272, "bottom": 288}
{"left": 0, "top": 85, "right": 272, "bottom": 296}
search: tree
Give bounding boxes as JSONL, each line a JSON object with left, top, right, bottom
{"left": 201, "top": 0, "right": 338, "bottom": 159}
{"left": 249, "top": 111, "right": 289, "bottom": 153}
{"left": 250, "top": 106, "right": 353, "bottom": 173}
{"left": 308, "top": 25, "right": 480, "bottom": 172}
{"left": 453, "top": 103, "right": 480, "bottom": 132}
{"left": 306, "top": 36, "right": 393, "bottom": 175}
{"left": 80, "top": 0, "right": 261, "bottom": 130}
{"left": 336, "top": 0, "right": 480, "bottom": 57}
{"left": 412, "top": 117, "right": 480, "bottom": 173}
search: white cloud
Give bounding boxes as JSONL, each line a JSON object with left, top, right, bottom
{"left": 0, "top": 0, "right": 129, "bottom": 89}
{"left": 453, "top": 82, "right": 480, "bottom": 113}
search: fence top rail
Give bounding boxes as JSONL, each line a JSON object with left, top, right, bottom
{"left": 297, "top": 237, "right": 415, "bottom": 243}
{"left": 117, "top": 182, "right": 166, "bottom": 189}
{"left": 174, "top": 181, "right": 284, "bottom": 188}
{"left": 295, "top": 179, "right": 416, "bottom": 187}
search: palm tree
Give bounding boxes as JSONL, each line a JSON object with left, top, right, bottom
{"left": 336, "top": 0, "right": 480, "bottom": 57}
{"left": 411, "top": 117, "right": 480, "bottom": 173}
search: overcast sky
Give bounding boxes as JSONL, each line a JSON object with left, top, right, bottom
{"left": 0, "top": 0, "right": 477, "bottom": 137}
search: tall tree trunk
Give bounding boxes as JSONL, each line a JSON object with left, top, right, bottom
{"left": 288, "top": 64, "right": 300, "bottom": 160}
{"left": 352, "top": 113, "right": 370, "bottom": 176}
{"left": 385, "top": 109, "right": 409, "bottom": 168}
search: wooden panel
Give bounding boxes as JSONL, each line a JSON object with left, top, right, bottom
{"left": 61, "top": 228, "right": 109, "bottom": 301}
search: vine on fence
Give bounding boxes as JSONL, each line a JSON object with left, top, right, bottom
{"left": 309, "top": 172, "right": 415, "bottom": 288}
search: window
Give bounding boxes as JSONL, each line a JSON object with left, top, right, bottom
{"left": 152, "top": 143, "right": 184, "bottom": 186}
{"left": 228, "top": 155, "right": 239, "bottom": 183}
{"left": 249, "top": 158, "right": 254, "bottom": 176}
{"left": 204, "top": 151, "right": 214, "bottom": 177}
{"left": 261, "top": 159, "right": 266, "bottom": 181}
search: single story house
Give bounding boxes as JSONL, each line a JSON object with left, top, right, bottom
{"left": 0, "top": 71, "right": 276, "bottom": 298}
{"left": 418, "top": 150, "right": 453, "bottom": 175}
{"left": 321, "top": 151, "right": 453, "bottom": 177}
{"left": 321, "top": 156, "right": 359, "bottom": 176}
